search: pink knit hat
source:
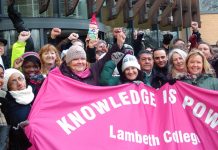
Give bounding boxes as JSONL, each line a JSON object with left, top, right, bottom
{"left": 22, "top": 52, "right": 40, "bottom": 59}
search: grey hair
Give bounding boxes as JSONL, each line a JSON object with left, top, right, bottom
{"left": 168, "top": 48, "right": 188, "bottom": 76}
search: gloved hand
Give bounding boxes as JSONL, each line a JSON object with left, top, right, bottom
{"left": 133, "top": 80, "right": 142, "bottom": 85}
{"left": 137, "top": 31, "right": 144, "bottom": 40}
{"left": 13, "top": 120, "right": 29, "bottom": 130}
{"left": 111, "top": 52, "right": 124, "bottom": 65}
{"left": 163, "top": 33, "right": 173, "bottom": 45}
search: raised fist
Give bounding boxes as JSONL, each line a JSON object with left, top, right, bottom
{"left": 68, "top": 33, "right": 79, "bottom": 41}
{"left": 18, "top": 31, "right": 31, "bottom": 42}
{"left": 191, "top": 21, "right": 199, "bottom": 32}
{"left": 51, "top": 27, "right": 61, "bottom": 39}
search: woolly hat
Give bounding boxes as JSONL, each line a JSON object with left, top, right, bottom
{"left": 123, "top": 44, "right": 134, "bottom": 55}
{"left": 2, "top": 68, "right": 25, "bottom": 91}
{"left": 90, "top": 13, "right": 97, "bottom": 25}
{"left": 122, "top": 54, "right": 141, "bottom": 72}
{"left": 22, "top": 52, "right": 40, "bottom": 60}
{"left": 21, "top": 52, "right": 41, "bottom": 68}
{"left": 65, "top": 45, "right": 87, "bottom": 63}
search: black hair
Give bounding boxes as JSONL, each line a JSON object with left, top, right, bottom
{"left": 137, "top": 49, "right": 153, "bottom": 59}
{"left": 120, "top": 69, "right": 144, "bottom": 83}
{"left": 173, "top": 38, "right": 185, "bottom": 45}
{"left": 153, "top": 48, "right": 167, "bottom": 54}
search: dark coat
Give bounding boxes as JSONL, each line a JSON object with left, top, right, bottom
{"left": 208, "top": 54, "right": 218, "bottom": 78}
{"left": 151, "top": 65, "right": 168, "bottom": 89}
{"left": 0, "top": 92, "right": 31, "bottom": 150}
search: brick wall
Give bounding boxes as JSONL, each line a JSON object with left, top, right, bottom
{"left": 199, "top": 14, "right": 218, "bottom": 45}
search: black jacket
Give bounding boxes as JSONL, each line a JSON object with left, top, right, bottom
{"left": 0, "top": 93, "right": 31, "bottom": 150}
{"left": 151, "top": 65, "right": 168, "bottom": 89}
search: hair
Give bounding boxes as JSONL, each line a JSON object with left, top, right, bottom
{"left": 197, "top": 41, "right": 214, "bottom": 56}
{"left": 173, "top": 38, "right": 185, "bottom": 45}
{"left": 153, "top": 48, "right": 167, "bottom": 58}
{"left": 137, "top": 49, "right": 153, "bottom": 59}
{"left": 186, "top": 49, "right": 215, "bottom": 76}
{"left": 72, "top": 39, "right": 85, "bottom": 48}
{"left": 120, "top": 69, "right": 144, "bottom": 83}
{"left": 168, "top": 48, "right": 188, "bottom": 78}
{"left": 39, "top": 44, "right": 61, "bottom": 74}
{"left": 96, "top": 40, "right": 107, "bottom": 47}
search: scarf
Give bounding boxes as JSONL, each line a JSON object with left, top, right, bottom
{"left": 9, "top": 86, "right": 34, "bottom": 105}
{"left": 74, "top": 68, "right": 91, "bottom": 78}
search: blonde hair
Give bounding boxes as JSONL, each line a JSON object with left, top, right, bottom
{"left": 39, "top": 44, "right": 61, "bottom": 74}
{"left": 186, "top": 49, "right": 215, "bottom": 76}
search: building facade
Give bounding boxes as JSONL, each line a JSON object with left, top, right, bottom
{"left": 0, "top": 0, "right": 108, "bottom": 51}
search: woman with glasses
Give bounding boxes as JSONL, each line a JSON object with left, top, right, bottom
{"left": 0, "top": 68, "right": 33, "bottom": 150}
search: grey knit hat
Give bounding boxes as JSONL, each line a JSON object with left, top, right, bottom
{"left": 65, "top": 45, "right": 87, "bottom": 63}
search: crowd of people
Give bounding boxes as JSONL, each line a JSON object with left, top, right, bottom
{"left": 0, "top": 2, "right": 218, "bottom": 150}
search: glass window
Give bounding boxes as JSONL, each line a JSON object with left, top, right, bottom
{"left": 3, "top": 1, "right": 88, "bottom": 18}
{"left": 59, "top": 0, "right": 87, "bottom": 19}
{"left": 3, "top": 0, "right": 53, "bottom": 17}
{"left": 30, "top": 29, "right": 41, "bottom": 51}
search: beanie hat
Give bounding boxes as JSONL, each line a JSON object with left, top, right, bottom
{"left": 122, "top": 54, "right": 141, "bottom": 72}
{"left": 22, "top": 52, "right": 41, "bottom": 68}
{"left": 2, "top": 68, "right": 25, "bottom": 91}
{"left": 22, "top": 52, "right": 40, "bottom": 60}
{"left": 123, "top": 44, "right": 134, "bottom": 55}
{"left": 65, "top": 45, "right": 87, "bottom": 63}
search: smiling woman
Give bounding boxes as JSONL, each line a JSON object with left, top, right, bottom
{"left": 180, "top": 50, "right": 218, "bottom": 90}
{"left": 168, "top": 49, "right": 188, "bottom": 79}
{"left": 39, "top": 44, "right": 62, "bottom": 76}
{"left": 60, "top": 37, "right": 124, "bottom": 85}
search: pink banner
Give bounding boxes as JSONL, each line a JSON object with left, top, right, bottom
{"left": 25, "top": 68, "right": 218, "bottom": 150}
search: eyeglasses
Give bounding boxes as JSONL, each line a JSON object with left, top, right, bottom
{"left": 9, "top": 76, "right": 25, "bottom": 86}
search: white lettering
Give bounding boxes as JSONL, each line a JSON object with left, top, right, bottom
{"left": 183, "top": 96, "right": 194, "bottom": 109}
{"left": 67, "top": 111, "right": 86, "bottom": 128}
{"left": 205, "top": 109, "right": 218, "bottom": 128}
{"left": 91, "top": 99, "right": 111, "bottom": 114}
{"left": 118, "top": 92, "right": 131, "bottom": 105}
{"left": 193, "top": 102, "right": 206, "bottom": 118}
{"left": 80, "top": 106, "right": 96, "bottom": 120}
{"left": 129, "top": 90, "right": 140, "bottom": 104}
{"left": 56, "top": 117, "right": 77, "bottom": 135}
